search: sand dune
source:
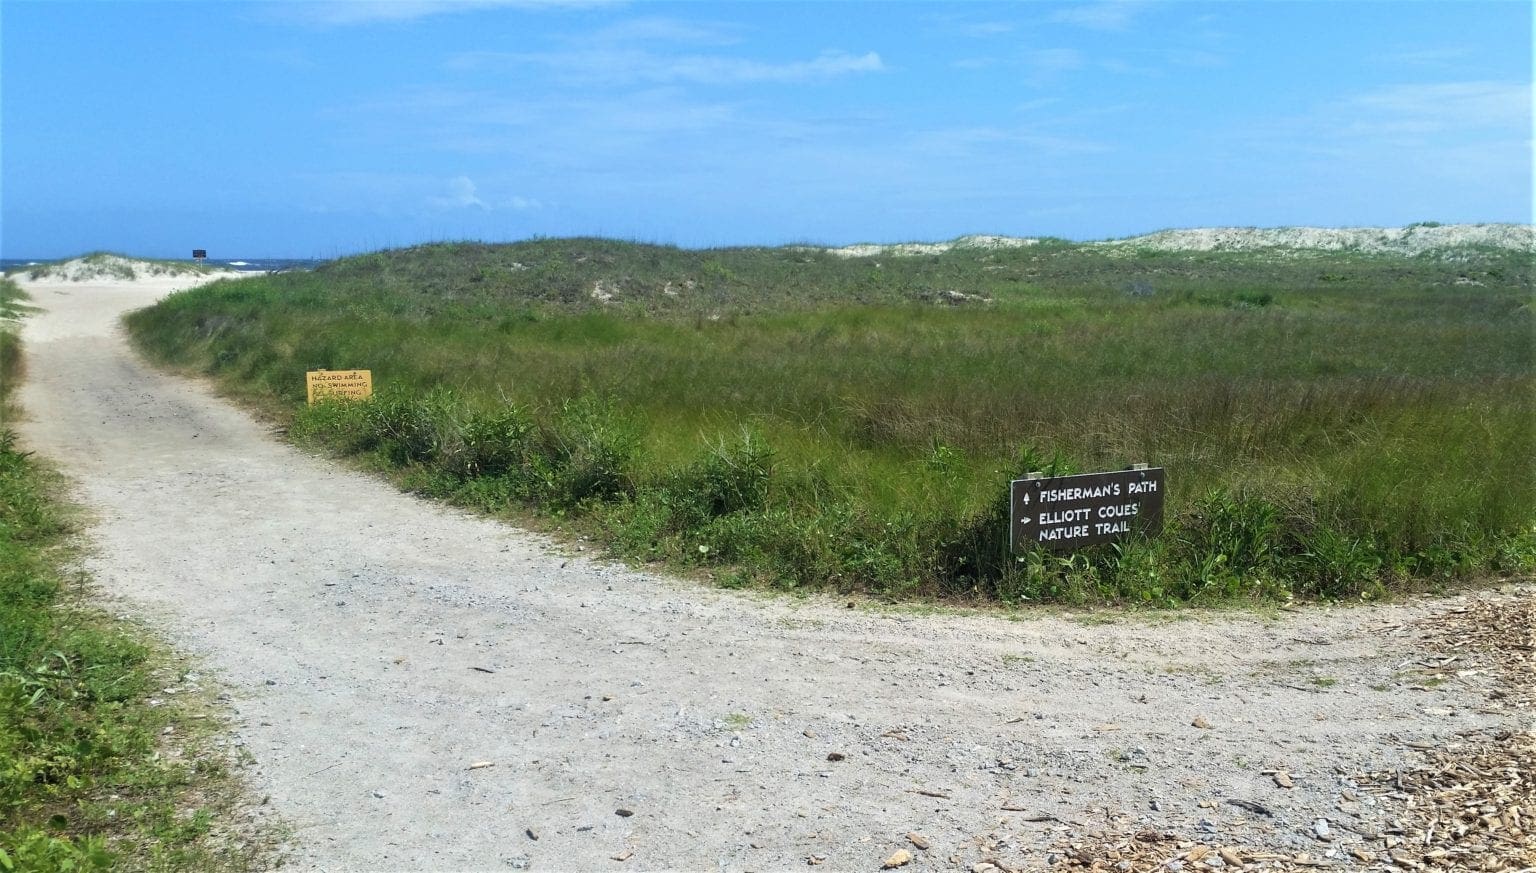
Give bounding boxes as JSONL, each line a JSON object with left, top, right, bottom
{"left": 1098, "top": 222, "right": 1534, "bottom": 255}
{"left": 819, "top": 222, "right": 1533, "bottom": 258}
{"left": 7, "top": 253, "right": 238, "bottom": 283}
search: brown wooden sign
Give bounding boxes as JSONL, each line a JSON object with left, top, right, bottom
{"left": 1010, "top": 467, "right": 1165, "bottom": 552}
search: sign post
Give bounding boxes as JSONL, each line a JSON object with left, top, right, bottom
{"left": 192, "top": 249, "right": 207, "bottom": 262}
{"left": 1010, "top": 466, "right": 1165, "bottom": 552}
{"left": 306, "top": 369, "right": 373, "bottom": 404}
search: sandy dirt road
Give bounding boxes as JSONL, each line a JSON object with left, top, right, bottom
{"left": 11, "top": 275, "right": 1521, "bottom": 871}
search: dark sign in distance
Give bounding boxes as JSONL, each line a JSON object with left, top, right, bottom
{"left": 1011, "top": 467, "right": 1165, "bottom": 552}
{"left": 192, "top": 249, "right": 207, "bottom": 260}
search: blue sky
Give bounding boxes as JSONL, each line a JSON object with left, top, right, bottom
{"left": 2, "top": 0, "right": 1530, "bottom": 257}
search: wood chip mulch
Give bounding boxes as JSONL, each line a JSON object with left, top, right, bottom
{"left": 1036, "top": 833, "right": 1334, "bottom": 870}
{"left": 1408, "top": 595, "right": 1534, "bottom": 714}
{"left": 1038, "top": 592, "right": 1535, "bottom": 872}
{"left": 1351, "top": 730, "right": 1533, "bottom": 871}
{"left": 1349, "top": 593, "right": 1534, "bottom": 872}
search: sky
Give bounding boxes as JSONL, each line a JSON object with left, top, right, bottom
{"left": 1, "top": 0, "right": 1531, "bottom": 258}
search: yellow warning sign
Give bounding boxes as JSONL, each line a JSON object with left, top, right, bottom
{"left": 306, "top": 369, "right": 373, "bottom": 404}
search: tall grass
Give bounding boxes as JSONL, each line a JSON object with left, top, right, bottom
{"left": 125, "top": 239, "right": 1536, "bottom": 604}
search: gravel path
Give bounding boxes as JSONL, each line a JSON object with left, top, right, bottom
{"left": 12, "top": 276, "right": 1520, "bottom": 872}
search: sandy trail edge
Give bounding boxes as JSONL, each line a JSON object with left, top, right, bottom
{"left": 10, "top": 275, "right": 1518, "bottom": 872}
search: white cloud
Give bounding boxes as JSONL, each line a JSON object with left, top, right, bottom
{"left": 333, "top": 86, "right": 747, "bottom": 165}
{"left": 1342, "top": 81, "right": 1531, "bottom": 135}
{"left": 661, "top": 50, "right": 885, "bottom": 84}
{"left": 432, "top": 175, "right": 488, "bottom": 210}
{"left": 1025, "top": 48, "right": 1086, "bottom": 74}
{"left": 588, "top": 17, "right": 742, "bottom": 46}
{"left": 1375, "top": 46, "right": 1473, "bottom": 68}
{"left": 1243, "top": 80, "right": 1532, "bottom": 155}
{"left": 906, "top": 125, "right": 1111, "bottom": 158}
{"left": 953, "top": 47, "right": 1085, "bottom": 80}
{"left": 1230, "top": 79, "right": 1532, "bottom": 205}
{"left": 260, "top": 0, "right": 607, "bottom": 27}
{"left": 450, "top": 48, "right": 886, "bottom": 86}
{"left": 958, "top": 21, "right": 1016, "bottom": 38}
{"left": 1049, "top": 1, "right": 1145, "bottom": 32}
{"left": 294, "top": 172, "right": 541, "bottom": 215}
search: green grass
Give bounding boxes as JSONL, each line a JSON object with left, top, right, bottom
{"left": 124, "top": 237, "right": 1536, "bottom": 605}
{"left": 0, "top": 280, "right": 28, "bottom": 321}
{"left": 1, "top": 278, "right": 275, "bottom": 871}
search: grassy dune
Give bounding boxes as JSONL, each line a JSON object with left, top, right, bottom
{"left": 126, "top": 238, "right": 1535, "bottom": 604}
{"left": 5, "top": 253, "right": 224, "bottom": 283}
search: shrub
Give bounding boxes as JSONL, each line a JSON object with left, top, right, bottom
{"left": 546, "top": 394, "right": 638, "bottom": 506}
